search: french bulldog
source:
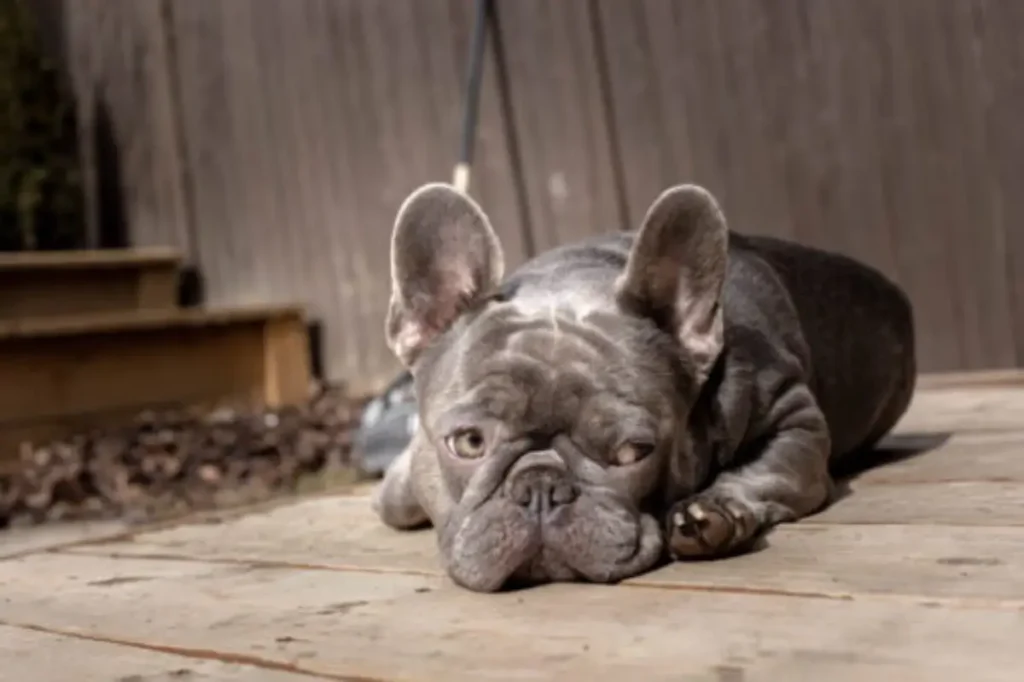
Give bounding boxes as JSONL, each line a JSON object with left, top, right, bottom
{"left": 372, "top": 182, "right": 916, "bottom": 593}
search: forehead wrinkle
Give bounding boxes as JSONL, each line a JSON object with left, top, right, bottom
{"left": 524, "top": 310, "right": 621, "bottom": 362}
{"left": 453, "top": 360, "right": 539, "bottom": 423}
{"left": 461, "top": 300, "right": 673, "bottom": 403}
{"left": 467, "top": 300, "right": 629, "bottom": 359}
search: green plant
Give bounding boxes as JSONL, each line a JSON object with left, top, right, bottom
{"left": 0, "top": 0, "right": 85, "bottom": 251}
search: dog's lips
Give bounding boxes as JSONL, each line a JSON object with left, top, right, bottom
{"left": 552, "top": 504, "right": 664, "bottom": 583}
{"left": 448, "top": 486, "right": 662, "bottom": 590}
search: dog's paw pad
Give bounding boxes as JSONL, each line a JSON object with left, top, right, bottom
{"left": 668, "top": 499, "right": 750, "bottom": 559}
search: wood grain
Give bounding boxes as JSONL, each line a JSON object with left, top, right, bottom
{"left": 46, "top": 0, "right": 1024, "bottom": 383}
{"left": 5, "top": 384, "right": 1024, "bottom": 681}
{"left": 632, "top": 523, "right": 1024, "bottom": 603}
{"left": 0, "top": 625, "right": 310, "bottom": 682}
{"left": 0, "top": 306, "right": 311, "bottom": 465}
{"left": 2, "top": 552, "right": 1022, "bottom": 682}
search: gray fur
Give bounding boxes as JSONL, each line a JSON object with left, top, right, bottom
{"left": 375, "top": 182, "right": 916, "bottom": 592}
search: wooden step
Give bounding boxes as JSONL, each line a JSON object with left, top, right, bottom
{"left": 0, "top": 305, "right": 312, "bottom": 468}
{"left": 0, "top": 247, "right": 182, "bottom": 320}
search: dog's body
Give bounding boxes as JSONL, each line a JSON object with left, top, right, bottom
{"left": 374, "top": 183, "right": 916, "bottom": 592}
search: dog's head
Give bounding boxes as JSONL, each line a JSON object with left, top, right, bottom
{"left": 385, "top": 183, "right": 728, "bottom": 591}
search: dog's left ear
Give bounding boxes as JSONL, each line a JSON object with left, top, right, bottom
{"left": 616, "top": 184, "right": 728, "bottom": 383}
{"left": 386, "top": 183, "right": 505, "bottom": 366}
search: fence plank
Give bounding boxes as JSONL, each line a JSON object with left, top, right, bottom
{"left": 162, "top": 0, "right": 526, "bottom": 390}
{"left": 46, "top": 0, "right": 1024, "bottom": 385}
{"left": 493, "top": 0, "right": 626, "bottom": 250}
{"left": 970, "top": 0, "right": 1024, "bottom": 367}
{"left": 59, "top": 0, "right": 193, "bottom": 256}
{"left": 597, "top": 0, "right": 1018, "bottom": 372}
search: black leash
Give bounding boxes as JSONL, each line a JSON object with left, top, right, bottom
{"left": 452, "top": 0, "right": 492, "bottom": 193}
{"left": 355, "top": 1, "right": 494, "bottom": 474}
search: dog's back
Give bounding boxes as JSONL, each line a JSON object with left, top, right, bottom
{"left": 733, "top": 233, "right": 916, "bottom": 456}
{"left": 505, "top": 230, "right": 916, "bottom": 458}
{"left": 499, "top": 229, "right": 915, "bottom": 458}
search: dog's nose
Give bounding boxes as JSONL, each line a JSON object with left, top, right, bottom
{"left": 507, "top": 464, "right": 578, "bottom": 514}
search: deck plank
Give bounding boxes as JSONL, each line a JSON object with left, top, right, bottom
{"left": 0, "top": 519, "right": 128, "bottom": 560}
{"left": 1, "top": 552, "right": 1022, "bottom": 682}
{"left": 59, "top": 495, "right": 442, "bottom": 575}
{"left": 857, "top": 430, "right": 1024, "bottom": 484}
{"left": 895, "top": 387, "right": 1024, "bottom": 433}
{"left": 0, "top": 624, "right": 309, "bottom": 682}
{"left": 60, "top": 493, "right": 1024, "bottom": 605}
{"left": 630, "top": 524, "right": 1024, "bottom": 603}
{"left": 811, "top": 481, "right": 1024, "bottom": 526}
{"left": 4, "top": 384, "right": 1024, "bottom": 680}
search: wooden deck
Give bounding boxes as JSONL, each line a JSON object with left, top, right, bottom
{"left": 3, "top": 381, "right": 1024, "bottom": 681}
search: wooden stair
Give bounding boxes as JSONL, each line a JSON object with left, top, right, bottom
{"left": 0, "top": 247, "right": 182, "bottom": 320}
{"left": 0, "top": 249, "right": 313, "bottom": 468}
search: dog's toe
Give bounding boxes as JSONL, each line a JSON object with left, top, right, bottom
{"left": 667, "top": 497, "right": 755, "bottom": 560}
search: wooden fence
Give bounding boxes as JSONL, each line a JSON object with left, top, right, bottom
{"left": 37, "top": 0, "right": 1024, "bottom": 391}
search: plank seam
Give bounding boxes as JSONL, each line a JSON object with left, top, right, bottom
{"left": 41, "top": 546, "right": 1024, "bottom": 611}
{"left": 0, "top": 619, "right": 392, "bottom": 682}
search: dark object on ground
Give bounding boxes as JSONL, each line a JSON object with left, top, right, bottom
{"left": 352, "top": 370, "right": 417, "bottom": 478}
{"left": 0, "top": 383, "right": 364, "bottom": 529}
{"left": 344, "top": 0, "right": 490, "bottom": 482}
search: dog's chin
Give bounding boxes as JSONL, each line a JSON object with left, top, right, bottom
{"left": 444, "top": 492, "right": 665, "bottom": 593}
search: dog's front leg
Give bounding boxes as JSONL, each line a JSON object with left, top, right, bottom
{"left": 372, "top": 446, "right": 431, "bottom": 530}
{"left": 667, "top": 381, "right": 834, "bottom": 559}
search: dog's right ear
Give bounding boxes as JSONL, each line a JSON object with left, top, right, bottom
{"left": 615, "top": 184, "right": 728, "bottom": 385}
{"left": 385, "top": 183, "right": 505, "bottom": 366}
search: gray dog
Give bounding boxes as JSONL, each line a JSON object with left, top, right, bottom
{"left": 372, "top": 182, "right": 916, "bottom": 593}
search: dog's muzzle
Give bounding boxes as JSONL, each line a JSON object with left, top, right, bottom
{"left": 503, "top": 450, "right": 579, "bottom": 517}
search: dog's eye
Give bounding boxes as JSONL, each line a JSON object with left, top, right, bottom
{"left": 612, "top": 442, "right": 654, "bottom": 466}
{"left": 445, "top": 428, "right": 487, "bottom": 459}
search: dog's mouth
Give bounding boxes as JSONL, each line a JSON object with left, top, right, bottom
{"left": 443, "top": 481, "right": 665, "bottom": 592}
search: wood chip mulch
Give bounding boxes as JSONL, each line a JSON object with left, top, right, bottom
{"left": 0, "top": 383, "right": 366, "bottom": 529}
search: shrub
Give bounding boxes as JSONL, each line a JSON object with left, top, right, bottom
{"left": 0, "top": 0, "right": 85, "bottom": 251}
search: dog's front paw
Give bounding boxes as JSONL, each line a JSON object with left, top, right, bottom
{"left": 666, "top": 495, "right": 758, "bottom": 560}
